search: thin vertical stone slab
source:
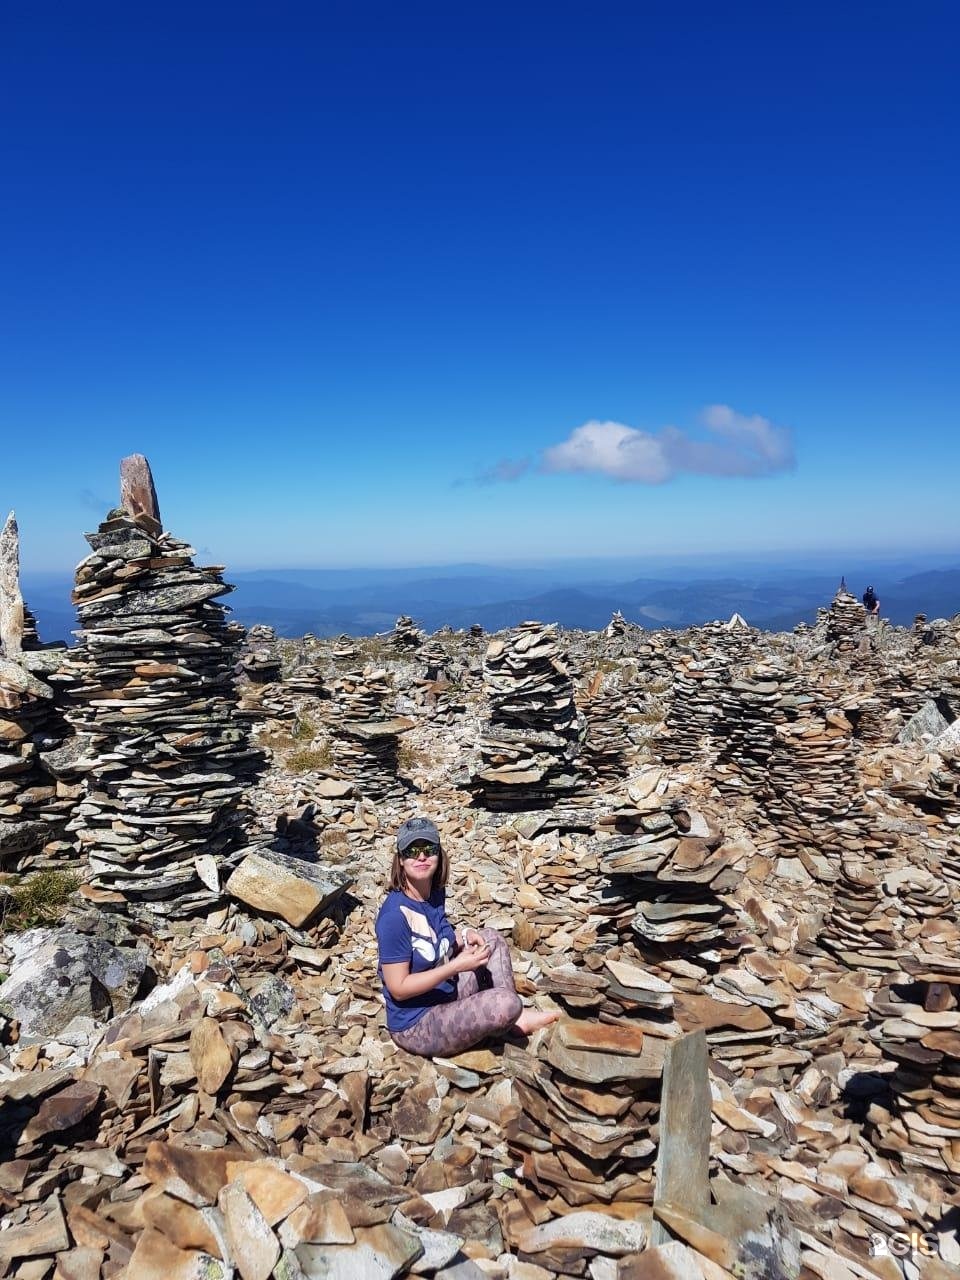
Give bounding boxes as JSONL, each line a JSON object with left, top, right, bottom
{"left": 652, "top": 1028, "right": 710, "bottom": 1246}
{"left": 120, "top": 453, "right": 162, "bottom": 531}
{"left": 0, "top": 511, "right": 24, "bottom": 657}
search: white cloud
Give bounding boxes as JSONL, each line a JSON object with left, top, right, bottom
{"left": 539, "top": 405, "right": 794, "bottom": 484}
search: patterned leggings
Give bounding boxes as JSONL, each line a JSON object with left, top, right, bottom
{"left": 392, "top": 928, "right": 523, "bottom": 1058}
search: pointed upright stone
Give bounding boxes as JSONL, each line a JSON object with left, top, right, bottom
{"left": 0, "top": 511, "right": 25, "bottom": 657}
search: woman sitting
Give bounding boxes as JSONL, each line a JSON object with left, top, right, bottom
{"left": 375, "top": 816, "right": 558, "bottom": 1057}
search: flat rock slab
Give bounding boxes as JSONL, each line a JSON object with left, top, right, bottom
{"left": 226, "top": 848, "right": 352, "bottom": 927}
{"left": 516, "top": 1211, "right": 646, "bottom": 1257}
{"left": 124, "top": 1228, "right": 227, "bottom": 1280}
{"left": 295, "top": 1223, "right": 422, "bottom": 1279}
{"left": 220, "top": 1181, "right": 280, "bottom": 1280}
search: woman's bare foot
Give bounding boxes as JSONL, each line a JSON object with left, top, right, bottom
{"left": 514, "top": 1008, "right": 561, "bottom": 1036}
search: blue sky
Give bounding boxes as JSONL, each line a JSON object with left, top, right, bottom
{"left": 2, "top": 2, "right": 958, "bottom": 572}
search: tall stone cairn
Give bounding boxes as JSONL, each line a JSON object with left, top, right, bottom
{"left": 61, "top": 455, "right": 258, "bottom": 917}
{"left": 581, "top": 671, "right": 631, "bottom": 782}
{"left": 328, "top": 667, "right": 411, "bottom": 800}
{"left": 0, "top": 512, "right": 75, "bottom": 869}
{"left": 823, "top": 583, "right": 868, "bottom": 652}
{"left": 658, "top": 653, "right": 727, "bottom": 766}
{"left": 472, "top": 622, "right": 583, "bottom": 810}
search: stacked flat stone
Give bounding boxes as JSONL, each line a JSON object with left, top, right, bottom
{"left": 503, "top": 1015, "right": 664, "bottom": 1239}
{"left": 591, "top": 800, "right": 739, "bottom": 959}
{"left": 391, "top": 614, "right": 423, "bottom": 652}
{"left": 762, "top": 706, "right": 866, "bottom": 859}
{"left": 331, "top": 635, "right": 360, "bottom": 665}
{"left": 21, "top": 605, "right": 42, "bottom": 650}
{"left": 237, "top": 624, "right": 282, "bottom": 684}
{"left": 605, "top": 610, "right": 627, "bottom": 637}
{"left": 658, "top": 654, "right": 727, "bottom": 766}
{"left": 282, "top": 653, "right": 327, "bottom": 699}
{"left": 61, "top": 494, "right": 258, "bottom": 917}
{"left": 417, "top": 636, "right": 448, "bottom": 680}
{"left": 0, "top": 512, "right": 76, "bottom": 869}
{"left": 328, "top": 668, "right": 410, "bottom": 800}
{"left": 889, "top": 738, "right": 960, "bottom": 886}
{"left": 865, "top": 951, "right": 960, "bottom": 1176}
{"left": 820, "top": 855, "right": 905, "bottom": 971}
{"left": 713, "top": 664, "right": 814, "bottom": 805}
{"left": 824, "top": 586, "right": 867, "bottom": 652}
{"left": 471, "top": 622, "right": 583, "bottom": 811}
{"left": 0, "top": 659, "right": 67, "bottom": 868}
{"left": 581, "top": 674, "right": 631, "bottom": 782}
{"left": 235, "top": 625, "right": 287, "bottom": 721}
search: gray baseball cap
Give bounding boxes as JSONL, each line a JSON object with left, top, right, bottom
{"left": 396, "top": 816, "right": 441, "bottom": 854}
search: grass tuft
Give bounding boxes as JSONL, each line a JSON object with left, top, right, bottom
{"left": 1, "top": 870, "right": 82, "bottom": 933}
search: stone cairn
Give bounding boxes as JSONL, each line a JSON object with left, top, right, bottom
{"left": 60, "top": 456, "right": 260, "bottom": 918}
{"left": 281, "top": 650, "right": 327, "bottom": 701}
{"left": 235, "top": 624, "right": 286, "bottom": 721}
{"left": 502, "top": 1013, "right": 663, "bottom": 1254}
{"left": 580, "top": 671, "right": 631, "bottom": 782}
{"left": 658, "top": 653, "right": 727, "bottom": 767}
{"left": 471, "top": 622, "right": 583, "bottom": 811}
{"left": 391, "top": 614, "right": 423, "bottom": 652}
{"left": 238, "top": 624, "right": 282, "bottom": 684}
{"left": 0, "top": 512, "right": 76, "bottom": 871}
{"left": 416, "top": 635, "right": 448, "bottom": 680}
{"left": 605, "top": 609, "right": 627, "bottom": 637}
{"left": 865, "top": 949, "right": 960, "bottom": 1177}
{"left": 328, "top": 667, "right": 411, "bottom": 800}
{"left": 889, "top": 736, "right": 960, "bottom": 889}
{"left": 331, "top": 634, "right": 361, "bottom": 665}
{"left": 821, "top": 582, "right": 868, "bottom": 652}
{"left": 731, "top": 674, "right": 862, "bottom": 850}
{"left": 592, "top": 797, "right": 740, "bottom": 963}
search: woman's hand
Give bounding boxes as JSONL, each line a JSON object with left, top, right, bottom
{"left": 450, "top": 939, "right": 491, "bottom": 974}
{"left": 459, "top": 927, "right": 486, "bottom": 951}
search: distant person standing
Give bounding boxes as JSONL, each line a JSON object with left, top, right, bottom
{"left": 862, "top": 585, "right": 880, "bottom": 616}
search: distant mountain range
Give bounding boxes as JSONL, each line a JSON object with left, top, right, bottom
{"left": 21, "top": 556, "right": 960, "bottom": 644}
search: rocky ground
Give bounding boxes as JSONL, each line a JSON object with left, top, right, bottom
{"left": 2, "top": 596, "right": 960, "bottom": 1280}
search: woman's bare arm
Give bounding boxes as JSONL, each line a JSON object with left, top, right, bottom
{"left": 381, "top": 941, "right": 490, "bottom": 1001}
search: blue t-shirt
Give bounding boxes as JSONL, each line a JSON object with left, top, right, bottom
{"left": 376, "top": 888, "right": 457, "bottom": 1033}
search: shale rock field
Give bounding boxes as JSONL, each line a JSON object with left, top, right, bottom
{"left": 2, "top": 464, "right": 960, "bottom": 1280}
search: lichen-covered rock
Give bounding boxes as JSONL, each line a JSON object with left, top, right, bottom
{"left": 0, "top": 926, "right": 150, "bottom": 1042}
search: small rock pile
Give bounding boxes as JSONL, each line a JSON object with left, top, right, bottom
{"left": 712, "top": 664, "right": 871, "bottom": 858}
{"left": 391, "top": 615, "right": 423, "bottom": 652}
{"left": 238, "top": 624, "right": 283, "bottom": 685}
{"left": 866, "top": 948, "right": 960, "bottom": 1176}
{"left": 605, "top": 610, "right": 627, "bottom": 637}
{"left": 281, "top": 653, "right": 327, "bottom": 701}
{"left": 330, "top": 635, "right": 361, "bottom": 665}
{"left": 502, "top": 1014, "right": 661, "bottom": 1258}
{"left": 472, "top": 623, "right": 583, "bottom": 811}
{"left": 59, "top": 459, "right": 260, "bottom": 918}
{"left": 592, "top": 802, "right": 740, "bottom": 961}
{"left": 416, "top": 635, "right": 448, "bottom": 680}
{"left": 328, "top": 668, "right": 412, "bottom": 800}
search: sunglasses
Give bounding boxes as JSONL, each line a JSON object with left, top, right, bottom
{"left": 400, "top": 843, "right": 440, "bottom": 860}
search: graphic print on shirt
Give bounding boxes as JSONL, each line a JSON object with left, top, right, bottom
{"left": 400, "top": 904, "right": 451, "bottom": 967}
